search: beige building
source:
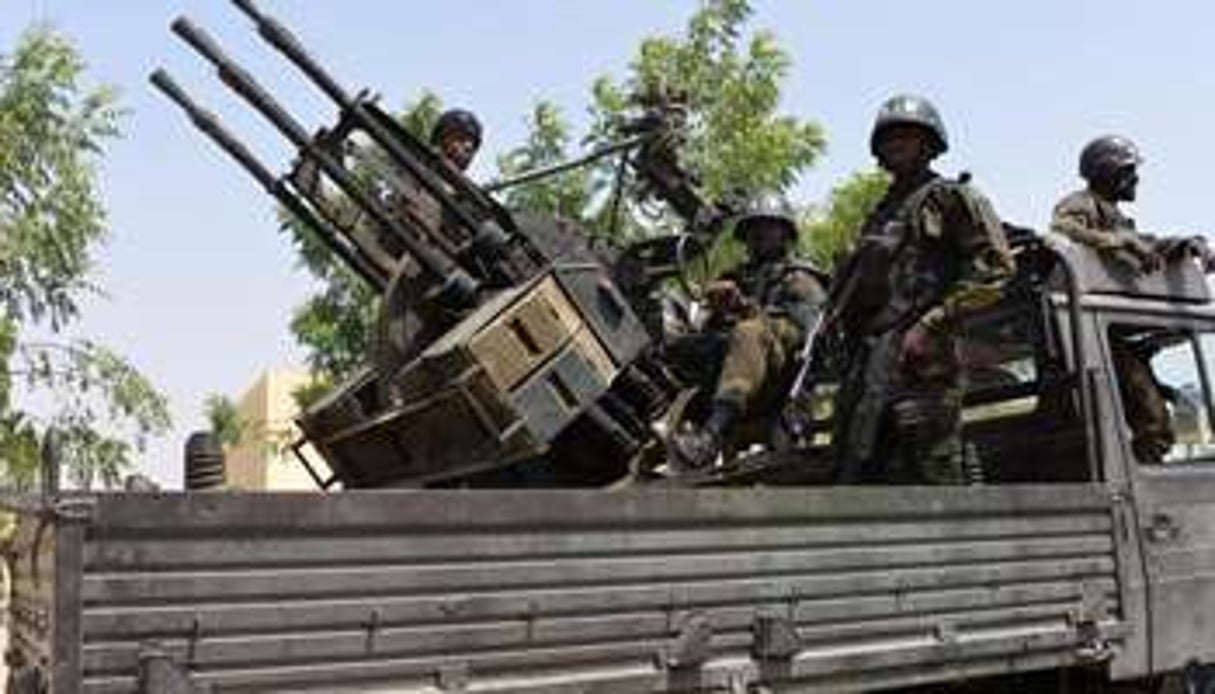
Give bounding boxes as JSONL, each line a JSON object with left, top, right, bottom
{"left": 225, "top": 367, "right": 332, "bottom": 490}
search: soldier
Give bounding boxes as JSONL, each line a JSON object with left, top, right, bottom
{"left": 292, "top": 106, "right": 483, "bottom": 220}
{"left": 669, "top": 194, "right": 827, "bottom": 470}
{"left": 1051, "top": 135, "right": 1162, "bottom": 273}
{"left": 833, "top": 94, "right": 1014, "bottom": 485}
{"left": 1051, "top": 136, "right": 1174, "bottom": 462}
{"left": 429, "top": 108, "right": 482, "bottom": 172}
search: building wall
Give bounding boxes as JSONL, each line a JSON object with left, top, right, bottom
{"left": 225, "top": 367, "right": 330, "bottom": 490}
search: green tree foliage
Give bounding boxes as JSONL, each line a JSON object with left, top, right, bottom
{"left": 495, "top": 102, "right": 595, "bottom": 220}
{"left": 589, "top": 0, "right": 824, "bottom": 208}
{"left": 203, "top": 393, "right": 247, "bottom": 449}
{"left": 0, "top": 27, "right": 169, "bottom": 489}
{"left": 501, "top": 0, "right": 825, "bottom": 244}
{"left": 801, "top": 170, "right": 889, "bottom": 269}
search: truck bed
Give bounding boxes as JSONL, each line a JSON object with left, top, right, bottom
{"left": 5, "top": 485, "right": 1127, "bottom": 693}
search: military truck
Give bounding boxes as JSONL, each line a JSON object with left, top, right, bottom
{"left": 5, "top": 236, "right": 1215, "bottom": 692}
{"left": 9, "top": 2, "right": 1215, "bottom": 691}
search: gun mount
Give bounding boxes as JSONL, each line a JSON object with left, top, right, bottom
{"left": 154, "top": 0, "right": 734, "bottom": 488}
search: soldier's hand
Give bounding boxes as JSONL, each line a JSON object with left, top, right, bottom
{"left": 704, "top": 280, "right": 744, "bottom": 316}
{"left": 1128, "top": 237, "right": 1164, "bottom": 273}
{"left": 900, "top": 323, "right": 934, "bottom": 369}
{"left": 1173, "top": 236, "right": 1215, "bottom": 272}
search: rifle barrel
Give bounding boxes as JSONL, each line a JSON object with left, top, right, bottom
{"left": 484, "top": 137, "right": 644, "bottom": 193}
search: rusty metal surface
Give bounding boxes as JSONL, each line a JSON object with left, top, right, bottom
{"left": 29, "top": 485, "right": 1124, "bottom": 693}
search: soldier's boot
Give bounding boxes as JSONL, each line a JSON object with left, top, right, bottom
{"left": 668, "top": 400, "right": 740, "bottom": 475}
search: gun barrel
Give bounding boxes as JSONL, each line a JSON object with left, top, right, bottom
{"left": 150, "top": 68, "right": 388, "bottom": 290}
{"left": 150, "top": 68, "right": 274, "bottom": 191}
{"left": 484, "top": 136, "right": 644, "bottom": 194}
{"left": 170, "top": 17, "right": 477, "bottom": 305}
{"left": 231, "top": 0, "right": 351, "bottom": 108}
{"left": 225, "top": 1, "right": 534, "bottom": 285}
{"left": 171, "top": 18, "right": 311, "bottom": 146}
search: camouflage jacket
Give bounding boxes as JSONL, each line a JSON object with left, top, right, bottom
{"left": 725, "top": 258, "right": 827, "bottom": 335}
{"left": 1050, "top": 188, "right": 1136, "bottom": 248}
{"left": 856, "top": 171, "right": 1014, "bottom": 336}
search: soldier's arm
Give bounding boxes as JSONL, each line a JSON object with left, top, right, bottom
{"left": 766, "top": 269, "right": 828, "bottom": 335}
{"left": 1050, "top": 195, "right": 1125, "bottom": 251}
{"left": 918, "top": 185, "right": 1014, "bottom": 334}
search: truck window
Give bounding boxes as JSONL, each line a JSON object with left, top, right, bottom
{"left": 961, "top": 304, "right": 1040, "bottom": 423}
{"left": 1109, "top": 326, "right": 1215, "bottom": 465}
{"left": 961, "top": 296, "right": 1090, "bottom": 482}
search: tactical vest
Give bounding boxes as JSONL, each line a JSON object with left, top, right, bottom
{"left": 858, "top": 174, "right": 963, "bottom": 335}
{"left": 735, "top": 258, "right": 825, "bottom": 332}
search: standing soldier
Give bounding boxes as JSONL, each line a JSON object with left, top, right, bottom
{"left": 1051, "top": 135, "right": 1173, "bottom": 462}
{"left": 833, "top": 95, "right": 1014, "bottom": 485}
{"left": 669, "top": 194, "right": 828, "bottom": 470}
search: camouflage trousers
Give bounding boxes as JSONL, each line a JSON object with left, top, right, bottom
{"left": 833, "top": 330, "right": 966, "bottom": 485}
{"left": 1110, "top": 340, "right": 1174, "bottom": 463}
{"left": 714, "top": 314, "right": 802, "bottom": 414}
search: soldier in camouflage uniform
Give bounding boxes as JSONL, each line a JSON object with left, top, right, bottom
{"left": 1051, "top": 135, "right": 1173, "bottom": 462}
{"left": 669, "top": 194, "right": 828, "bottom": 470}
{"left": 1051, "top": 136, "right": 1162, "bottom": 273}
{"left": 833, "top": 95, "right": 1014, "bottom": 485}
{"left": 429, "top": 108, "right": 482, "bottom": 172}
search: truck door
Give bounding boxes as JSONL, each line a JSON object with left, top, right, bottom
{"left": 1106, "top": 320, "right": 1215, "bottom": 673}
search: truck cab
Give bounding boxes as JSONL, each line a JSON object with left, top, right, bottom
{"left": 957, "top": 228, "right": 1215, "bottom": 687}
{"left": 1055, "top": 232, "right": 1215, "bottom": 683}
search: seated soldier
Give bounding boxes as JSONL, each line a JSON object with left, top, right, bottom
{"left": 1051, "top": 135, "right": 1175, "bottom": 462}
{"left": 668, "top": 194, "right": 827, "bottom": 470}
{"left": 1052, "top": 134, "right": 1214, "bottom": 274}
{"left": 1051, "top": 135, "right": 1161, "bottom": 273}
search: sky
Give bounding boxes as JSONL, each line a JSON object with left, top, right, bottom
{"left": 4, "top": 1, "right": 1214, "bottom": 486}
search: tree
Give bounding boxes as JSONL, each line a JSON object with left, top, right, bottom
{"left": 801, "top": 170, "right": 889, "bottom": 269}
{"left": 495, "top": 101, "right": 595, "bottom": 220}
{"left": 0, "top": 27, "right": 169, "bottom": 489}
{"left": 203, "top": 393, "right": 247, "bottom": 449}
{"left": 503, "top": 0, "right": 825, "bottom": 241}
{"left": 588, "top": 0, "right": 824, "bottom": 220}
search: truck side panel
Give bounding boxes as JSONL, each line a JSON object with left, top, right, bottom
{"left": 19, "top": 486, "right": 1126, "bottom": 693}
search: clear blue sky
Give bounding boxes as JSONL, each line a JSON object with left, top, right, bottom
{"left": 5, "top": 1, "right": 1213, "bottom": 485}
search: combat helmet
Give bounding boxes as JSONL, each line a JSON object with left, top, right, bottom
{"left": 430, "top": 108, "right": 483, "bottom": 147}
{"left": 869, "top": 94, "right": 949, "bottom": 157}
{"left": 1079, "top": 135, "right": 1141, "bottom": 186}
{"left": 733, "top": 192, "right": 799, "bottom": 242}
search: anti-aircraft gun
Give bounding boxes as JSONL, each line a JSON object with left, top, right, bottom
{"left": 153, "top": 0, "right": 735, "bottom": 488}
